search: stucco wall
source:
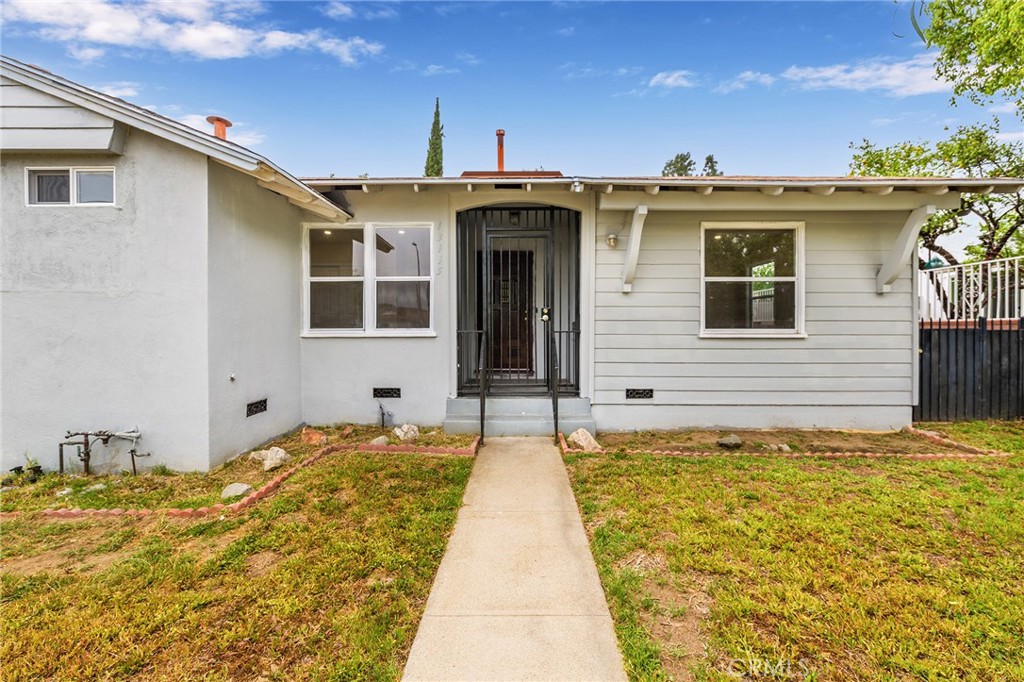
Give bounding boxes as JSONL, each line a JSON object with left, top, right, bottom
{"left": 300, "top": 191, "right": 452, "bottom": 427}
{"left": 591, "top": 209, "right": 915, "bottom": 430}
{"left": 1, "top": 129, "right": 210, "bottom": 472}
{"left": 206, "top": 161, "right": 304, "bottom": 466}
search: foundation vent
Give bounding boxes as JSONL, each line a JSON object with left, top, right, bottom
{"left": 373, "top": 387, "right": 401, "bottom": 399}
{"left": 625, "top": 389, "right": 654, "bottom": 400}
{"left": 246, "top": 398, "right": 268, "bottom": 417}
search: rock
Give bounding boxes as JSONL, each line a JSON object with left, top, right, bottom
{"left": 779, "top": 444, "right": 792, "bottom": 453}
{"left": 340, "top": 425, "right": 354, "bottom": 437}
{"left": 262, "top": 447, "right": 291, "bottom": 472}
{"left": 221, "top": 482, "right": 254, "bottom": 499}
{"left": 248, "top": 449, "right": 269, "bottom": 462}
{"left": 301, "top": 426, "right": 328, "bottom": 445}
{"left": 84, "top": 483, "right": 107, "bottom": 493}
{"left": 133, "top": 487, "right": 145, "bottom": 493}
{"left": 568, "top": 428, "right": 602, "bottom": 451}
{"left": 0, "top": 486, "right": 16, "bottom": 493}
{"left": 369, "top": 436, "right": 389, "bottom": 446}
{"left": 56, "top": 487, "right": 73, "bottom": 497}
{"left": 394, "top": 424, "right": 419, "bottom": 442}
{"left": 717, "top": 434, "right": 743, "bottom": 450}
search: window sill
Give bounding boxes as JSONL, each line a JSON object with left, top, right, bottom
{"left": 302, "top": 330, "right": 437, "bottom": 339}
{"left": 699, "top": 330, "right": 808, "bottom": 340}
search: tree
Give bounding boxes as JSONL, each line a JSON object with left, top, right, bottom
{"left": 919, "top": 0, "right": 1024, "bottom": 114}
{"left": 662, "top": 152, "right": 694, "bottom": 177}
{"left": 662, "top": 152, "right": 724, "bottom": 177}
{"left": 850, "top": 121, "right": 1024, "bottom": 264}
{"left": 703, "top": 154, "right": 723, "bottom": 176}
{"left": 424, "top": 97, "right": 444, "bottom": 177}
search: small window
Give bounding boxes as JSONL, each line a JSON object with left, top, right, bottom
{"left": 308, "top": 227, "right": 365, "bottom": 330}
{"left": 701, "top": 222, "right": 803, "bottom": 336}
{"left": 27, "top": 168, "right": 114, "bottom": 205}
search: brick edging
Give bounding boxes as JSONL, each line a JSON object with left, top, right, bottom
{"left": 557, "top": 432, "right": 1011, "bottom": 460}
{"left": 353, "top": 436, "right": 480, "bottom": 457}
{"left": 902, "top": 426, "right": 1005, "bottom": 456}
{"left": 1, "top": 438, "right": 482, "bottom": 521}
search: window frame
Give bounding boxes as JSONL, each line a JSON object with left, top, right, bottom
{"left": 25, "top": 166, "right": 116, "bottom": 207}
{"left": 699, "top": 221, "right": 806, "bottom": 339}
{"left": 302, "top": 222, "right": 436, "bottom": 338}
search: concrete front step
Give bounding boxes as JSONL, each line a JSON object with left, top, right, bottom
{"left": 444, "top": 397, "right": 597, "bottom": 437}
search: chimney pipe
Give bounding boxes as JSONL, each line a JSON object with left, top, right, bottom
{"left": 496, "top": 129, "right": 505, "bottom": 172}
{"left": 206, "top": 115, "right": 232, "bottom": 140}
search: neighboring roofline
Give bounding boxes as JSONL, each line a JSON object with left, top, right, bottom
{"left": 1, "top": 55, "right": 350, "bottom": 222}
{"left": 302, "top": 175, "right": 1023, "bottom": 194}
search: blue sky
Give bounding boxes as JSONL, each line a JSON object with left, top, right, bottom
{"left": 2, "top": 0, "right": 1019, "bottom": 178}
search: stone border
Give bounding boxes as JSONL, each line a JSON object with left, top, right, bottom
{"left": 558, "top": 432, "right": 1011, "bottom": 460}
{"left": 0, "top": 437, "right": 482, "bottom": 521}
{"left": 354, "top": 436, "right": 480, "bottom": 457}
{"left": 902, "top": 425, "right": 1006, "bottom": 456}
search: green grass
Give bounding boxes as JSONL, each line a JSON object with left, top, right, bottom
{"left": 567, "top": 422, "right": 1024, "bottom": 681}
{"left": 916, "top": 420, "right": 1024, "bottom": 455}
{"left": 0, "top": 451, "right": 473, "bottom": 681}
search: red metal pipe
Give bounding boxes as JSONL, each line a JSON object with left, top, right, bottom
{"left": 206, "top": 115, "right": 233, "bottom": 140}
{"left": 496, "top": 129, "right": 505, "bottom": 172}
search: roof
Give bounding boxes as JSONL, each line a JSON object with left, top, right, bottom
{"left": 303, "top": 175, "right": 1023, "bottom": 195}
{"left": 0, "top": 55, "right": 350, "bottom": 222}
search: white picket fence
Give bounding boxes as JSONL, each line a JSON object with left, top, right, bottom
{"left": 918, "top": 256, "right": 1023, "bottom": 321}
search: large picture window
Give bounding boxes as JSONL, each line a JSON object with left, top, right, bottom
{"left": 701, "top": 222, "right": 804, "bottom": 337}
{"left": 305, "top": 223, "right": 433, "bottom": 335}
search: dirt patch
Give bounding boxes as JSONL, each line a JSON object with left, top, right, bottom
{"left": 245, "top": 550, "right": 282, "bottom": 577}
{"left": 598, "top": 429, "right": 969, "bottom": 455}
{"left": 616, "top": 549, "right": 668, "bottom": 575}
{"left": 1, "top": 545, "right": 125, "bottom": 576}
{"left": 641, "top": 573, "right": 713, "bottom": 682}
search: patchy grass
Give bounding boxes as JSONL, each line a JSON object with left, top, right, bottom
{"left": 0, "top": 450, "right": 473, "bottom": 681}
{"left": 596, "top": 428, "right": 967, "bottom": 455}
{"left": 916, "top": 420, "right": 1024, "bottom": 455}
{"left": 567, "top": 448, "right": 1024, "bottom": 681}
{"left": 1, "top": 425, "right": 475, "bottom": 513}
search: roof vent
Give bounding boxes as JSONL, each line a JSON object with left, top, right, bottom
{"left": 460, "top": 128, "right": 563, "bottom": 178}
{"left": 206, "top": 115, "right": 232, "bottom": 140}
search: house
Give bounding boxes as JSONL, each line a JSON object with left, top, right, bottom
{"left": 2, "top": 56, "right": 1018, "bottom": 473}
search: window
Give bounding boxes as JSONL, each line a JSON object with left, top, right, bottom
{"left": 27, "top": 168, "right": 114, "bottom": 205}
{"left": 305, "top": 223, "right": 433, "bottom": 335}
{"left": 701, "top": 222, "right": 804, "bottom": 337}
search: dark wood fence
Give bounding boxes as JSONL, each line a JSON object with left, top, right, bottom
{"left": 914, "top": 318, "right": 1023, "bottom": 421}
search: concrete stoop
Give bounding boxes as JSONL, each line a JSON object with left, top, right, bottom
{"left": 443, "top": 397, "right": 597, "bottom": 437}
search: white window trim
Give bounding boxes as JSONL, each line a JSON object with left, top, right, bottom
{"left": 25, "top": 166, "right": 116, "bottom": 207}
{"left": 302, "top": 221, "right": 436, "bottom": 338}
{"left": 699, "top": 221, "right": 806, "bottom": 339}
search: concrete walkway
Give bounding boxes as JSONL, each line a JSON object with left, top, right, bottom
{"left": 402, "top": 437, "right": 627, "bottom": 681}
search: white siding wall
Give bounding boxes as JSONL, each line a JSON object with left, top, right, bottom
{"left": 300, "top": 191, "right": 453, "bottom": 427}
{"left": 206, "top": 162, "right": 305, "bottom": 467}
{"left": 1, "top": 130, "right": 211, "bottom": 472}
{"left": 0, "top": 76, "right": 124, "bottom": 152}
{"left": 591, "top": 210, "right": 915, "bottom": 430}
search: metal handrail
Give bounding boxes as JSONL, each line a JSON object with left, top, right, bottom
{"left": 550, "top": 333, "right": 559, "bottom": 443}
{"left": 478, "top": 330, "right": 487, "bottom": 445}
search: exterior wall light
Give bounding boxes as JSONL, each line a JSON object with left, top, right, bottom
{"left": 606, "top": 233, "right": 619, "bottom": 248}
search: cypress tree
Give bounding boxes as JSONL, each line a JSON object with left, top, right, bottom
{"left": 424, "top": 98, "right": 444, "bottom": 177}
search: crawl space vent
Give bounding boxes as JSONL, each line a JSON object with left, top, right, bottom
{"left": 373, "top": 387, "right": 401, "bottom": 399}
{"left": 625, "top": 388, "right": 654, "bottom": 400}
{"left": 246, "top": 399, "right": 268, "bottom": 417}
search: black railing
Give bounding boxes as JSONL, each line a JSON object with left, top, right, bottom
{"left": 478, "top": 330, "right": 487, "bottom": 445}
{"left": 550, "top": 333, "right": 560, "bottom": 443}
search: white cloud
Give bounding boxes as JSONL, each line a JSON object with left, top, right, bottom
{"left": 714, "top": 70, "right": 775, "bottom": 94}
{"left": 423, "top": 64, "right": 458, "bottom": 76}
{"left": 456, "top": 52, "right": 480, "bottom": 66}
{"left": 781, "top": 53, "right": 948, "bottom": 97}
{"left": 323, "top": 1, "right": 355, "bottom": 20}
{"left": 363, "top": 5, "right": 398, "bottom": 20}
{"left": 94, "top": 81, "right": 139, "bottom": 98}
{"left": 560, "top": 62, "right": 643, "bottom": 80}
{"left": 990, "top": 102, "right": 1019, "bottom": 114}
{"left": 2, "top": 0, "right": 383, "bottom": 64}
{"left": 557, "top": 26, "right": 575, "bottom": 37}
{"left": 68, "top": 45, "right": 105, "bottom": 63}
{"left": 648, "top": 70, "right": 697, "bottom": 89}
{"left": 995, "top": 130, "right": 1024, "bottom": 143}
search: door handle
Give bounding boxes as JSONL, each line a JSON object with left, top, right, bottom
{"left": 541, "top": 307, "right": 551, "bottom": 322}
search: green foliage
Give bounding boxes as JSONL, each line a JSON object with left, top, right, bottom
{"left": 662, "top": 151, "right": 724, "bottom": 177}
{"left": 924, "top": 0, "right": 1024, "bottom": 114}
{"left": 424, "top": 97, "right": 444, "bottom": 177}
{"left": 850, "top": 121, "right": 1024, "bottom": 263}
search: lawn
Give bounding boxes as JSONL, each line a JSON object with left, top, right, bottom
{"left": 567, "top": 422, "right": 1024, "bottom": 681}
{"left": 1, "top": 424, "right": 476, "bottom": 513}
{"left": 0, "top": 450, "right": 473, "bottom": 681}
